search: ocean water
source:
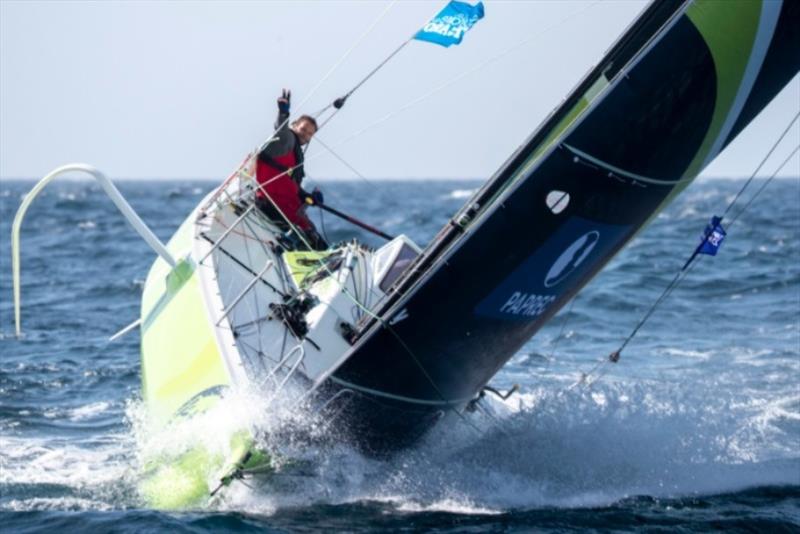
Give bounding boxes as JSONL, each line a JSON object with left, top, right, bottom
{"left": 1, "top": 177, "right": 798, "bottom": 532}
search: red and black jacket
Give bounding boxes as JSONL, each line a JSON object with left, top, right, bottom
{"left": 255, "top": 113, "right": 312, "bottom": 230}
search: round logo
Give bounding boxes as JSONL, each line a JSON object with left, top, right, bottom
{"left": 544, "top": 231, "right": 600, "bottom": 288}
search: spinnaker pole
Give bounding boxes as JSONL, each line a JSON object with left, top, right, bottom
{"left": 315, "top": 202, "right": 396, "bottom": 241}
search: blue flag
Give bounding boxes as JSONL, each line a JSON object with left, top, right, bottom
{"left": 414, "top": 1, "right": 485, "bottom": 48}
{"left": 698, "top": 215, "right": 726, "bottom": 256}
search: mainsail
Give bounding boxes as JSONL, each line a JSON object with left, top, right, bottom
{"left": 321, "top": 0, "right": 800, "bottom": 452}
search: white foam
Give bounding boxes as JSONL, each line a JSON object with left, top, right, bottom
{"left": 295, "top": 380, "right": 799, "bottom": 510}
{"left": 0, "top": 434, "right": 134, "bottom": 493}
{"left": 444, "top": 188, "right": 476, "bottom": 200}
{"left": 2, "top": 497, "right": 115, "bottom": 512}
{"left": 658, "top": 347, "right": 713, "bottom": 360}
{"left": 193, "top": 366, "right": 800, "bottom": 512}
{"left": 5, "top": 355, "right": 797, "bottom": 514}
{"left": 69, "top": 401, "right": 112, "bottom": 421}
{"left": 393, "top": 496, "right": 501, "bottom": 515}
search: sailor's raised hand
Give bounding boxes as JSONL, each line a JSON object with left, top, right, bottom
{"left": 277, "top": 89, "right": 291, "bottom": 114}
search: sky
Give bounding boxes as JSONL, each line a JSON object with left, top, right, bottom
{"left": 1, "top": 0, "right": 798, "bottom": 181}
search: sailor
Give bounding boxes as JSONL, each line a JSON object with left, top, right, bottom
{"left": 255, "top": 88, "right": 327, "bottom": 250}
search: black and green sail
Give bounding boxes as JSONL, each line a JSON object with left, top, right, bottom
{"left": 320, "top": 0, "right": 800, "bottom": 453}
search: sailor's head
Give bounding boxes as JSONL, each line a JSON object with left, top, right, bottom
{"left": 290, "top": 115, "right": 318, "bottom": 145}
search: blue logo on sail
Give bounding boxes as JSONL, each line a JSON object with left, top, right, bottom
{"left": 414, "top": 1, "right": 485, "bottom": 48}
{"left": 475, "top": 218, "right": 630, "bottom": 321}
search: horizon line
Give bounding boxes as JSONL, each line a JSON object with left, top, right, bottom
{"left": 2, "top": 174, "right": 798, "bottom": 182}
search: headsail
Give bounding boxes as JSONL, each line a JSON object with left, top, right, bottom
{"left": 323, "top": 0, "right": 800, "bottom": 452}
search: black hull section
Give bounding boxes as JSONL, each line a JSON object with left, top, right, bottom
{"left": 325, "top": 0, "right": 800, "bottom": 454}
{"left": 315, "top": 380, "right": 445, "bottom": 455}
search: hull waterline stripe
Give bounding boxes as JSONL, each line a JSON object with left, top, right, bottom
{"left": 329, "top": 376, "right": 474, "bottom": 407}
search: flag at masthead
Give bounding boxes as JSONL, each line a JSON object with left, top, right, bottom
{"left": 414, "top": 1, "right": 485, "bottom": 47}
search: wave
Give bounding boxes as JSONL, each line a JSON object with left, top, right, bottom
{"left": 443, "top": 188, "right": 477, "bottom": 200}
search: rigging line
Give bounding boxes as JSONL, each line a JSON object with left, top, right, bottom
{"left": 295, "top": 249, "right": 484, "bottom": 434}
{"left": 226, "top": 1, "right": 608, "bottom": 341}
{"left": 313, "top": 105, "right": 339, "bottom": 127}
{"left": 316, "top": 0, "right": 410, "bottom": 116}
{"left": 381, "top": 325, "right": 486, "bottom": 436}
{"left": 238, "top": 217, "right": 264, "bottom": 355}
{"left": 723, "top": 110, "right": 800, "bottom": 218}
{"left": 200, "top": 233, "right": 289, "bottom": 300}
{"left": 675, "top": 113, "right": 800, "bottom": 272}
{"left": 247, "top": 0, "right": 602, "bottom": 217}
{"left": 617, "top": 270, "right": 684, "bottom": 354}
{"left": 326, "top": 0, "right": 604, "bottom": 151}
{"left": 547, "top": 296, "right": 577, "bottom": 361}
{"left": 246, "top": 178, "right": 390, "bottom": 324}
{"left": 202, "top": 152, "right": 254, "bottom": 215}
{"left": 239, "top": 338, "right": 275, "bottom": 367}
{"left": 240, "top": 214, "right": 282, "bottom": 282}
{"left": 312, "top": 135, "right": 373, "bottom": 185}
{"left": 259, "top": 0, "right": 399, "bottom": 153}
{"left": 241, "top": 214, "right": 291, "bottom": 352}
{"left": 315, "top": 108, "right": 341, "bottom": 130}
{"left": 248, "top": 181, "right": 392, "bottom": 337}
{"left": 339, "top": 37, "right": 412, "bottom": 106}
{"left": 236, "top": 338, "right": 277, "bottom": 379}
{"left": 214, "top": 219, "right": 271, "bottom": 245}
{"left": 729, "top": 144, "right": 800, "bottom": 228}
{"left": 321, "top": 0, "right": 460, "bottom": 113}
{"left": 613, "top": 253, "right": 704, "bottom": 362}
{"left": 249, "top": 0, "right": 606, "bottom": 210}
{"left": 611, "top": 118, "right": 800, "bottom": 360}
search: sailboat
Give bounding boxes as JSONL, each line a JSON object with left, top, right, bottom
{"left": 11, "top": 0, "right": 799, "bottom": 509}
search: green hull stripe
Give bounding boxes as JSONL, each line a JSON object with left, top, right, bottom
{"left": 140, "top": 212, "right": 230, "bottom": 425}
{"left": 141, "top": 257, "right": 196, "bottom": 333}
